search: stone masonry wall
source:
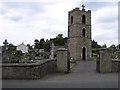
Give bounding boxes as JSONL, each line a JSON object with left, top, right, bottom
{"left": 2, "top": 59, "right": 56, "bottom": 80}
{"left": 112, "top": 59, "right": 120, "bottom": 72}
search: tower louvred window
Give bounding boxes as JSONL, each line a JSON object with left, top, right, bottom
{"left": 82, "top": 15, "right": 86, "bottom": 24}
{"left": 71, "top": 16, "right": 73, "bottom": 24}
{"left": 82, "top": 28, "right": 86, "bottom": 37}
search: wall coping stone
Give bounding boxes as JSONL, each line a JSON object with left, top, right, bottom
{"left": 112, "top": 59, "right": 120, "bottom": 62}
{"left": 2, "top": 59, "right": 56, "bottom": 67}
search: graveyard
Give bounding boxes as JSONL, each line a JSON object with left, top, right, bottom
{"left": 1, "top": 5, "right": 120, "bottom": 88}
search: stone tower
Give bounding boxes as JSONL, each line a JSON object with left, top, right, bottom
{"left": 68, "top": 5, "right": 92, "bottom": 60}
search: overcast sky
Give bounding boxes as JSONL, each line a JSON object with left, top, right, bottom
{"left": 0, "top": 0, "right": 119, "bottom": 47}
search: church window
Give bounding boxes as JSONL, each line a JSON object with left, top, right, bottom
{"left": 71, "top": 16, "right": 73, "bottom": 24}
{"left": 82, "top": 15, "right": 86, "bottom": 24}
{"left": 82, "top": 28, "right": 85, "bottom": 37}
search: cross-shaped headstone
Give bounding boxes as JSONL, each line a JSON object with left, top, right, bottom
{"left": 2, "top": 40, "right": 9, "bottom": 63}
{"left": 3, "top": 39, "right": 8, "bottom": 46}
{"left": 82, "top": 4, "right": 85, "bottom": 9}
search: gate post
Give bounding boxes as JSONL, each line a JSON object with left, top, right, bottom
{"left": 56, "top": 48, "right": 70, "bottom": 73}
{"left": 99, "top": 48, "right": 112, "bottom": 73}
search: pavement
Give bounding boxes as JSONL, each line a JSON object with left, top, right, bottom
{"left": 2, "top": 61, "right": 118, "bottom": 88}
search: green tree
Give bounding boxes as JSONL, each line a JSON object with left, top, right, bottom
{"left": 53, "top": 34, "right": 66, "bottom": 46}
{"left": 33, "top": 34, "right": 68, "bottom": 52}
{"left": 102, "top": 44, "right": 107, "bottom": 48}
{"left": 7, "top": 44, "right": 16, "bottom": 54}
{"left": 116, "top": 44, "right": 120, "bottom": 49}
{"left": 44, "top": 41, "right": 50, "bottom": 52}
{"left": 92, "top": 40, "right": 101, "bottom": 48}
{"left": 56, "top": 34, "right": 63, "bottom": 38}
{"left": 109, "top": 44, "right": 116, "bottom": 50}
{"left": 39, "top": 38, "right": 46, "bottom": 49}
{"left": 34, "top": 39, "right": 39, "bottom": 49}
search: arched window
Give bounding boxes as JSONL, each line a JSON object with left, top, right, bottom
{"left": 82, "top": 28, "right": 85, "bottom": 37}
{"left": 82, "top": 15, "right": 86, "bottom": 24}
{"left": 71, "top": 16, "right": 73, "bottom": 24}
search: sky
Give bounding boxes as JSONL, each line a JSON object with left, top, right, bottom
{"left": 0, "top": 0, "right": 119, "bottom": 47}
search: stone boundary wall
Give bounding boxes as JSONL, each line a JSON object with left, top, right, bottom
{"left": 112, "top": 59, "right": 120, "bottom": 72}
{"left": 2, "top": 59, "right": 56, "bottom": 80}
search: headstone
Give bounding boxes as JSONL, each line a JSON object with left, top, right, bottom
{"left": 56, "top": 48, "right": 70, "bottom": 73}
{"left": 35, "top": 56, "right": 41, "bottom": 60}
{"left": 50, "top": 43, "right": 55, "bottom": 59}
{"left": 11, "top": 57, "right": 19, "bottom": 63}
{"left": 39, "top": 49, "right": 44, "bottom": 53}
{"left": 2, "top": 40, "right": 9, "bottom": 63}
{"left": 35, "top": 49, "right": 39, "bottom": 56}
{"left": 28, "top": 49, "right": 32, "bottom": 60}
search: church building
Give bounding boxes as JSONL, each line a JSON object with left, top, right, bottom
{"left": 68, "top": 5, "right": 92, "bottom": 60}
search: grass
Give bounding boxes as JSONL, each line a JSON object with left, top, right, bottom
{"left": 112, "top": 50, "right": 120, "bottom": 59}
{"left": 91, "top": 57, "right": 97, "bottom": 61}
{"left": 70, "top": 62, "right": 76, "bottom": 69}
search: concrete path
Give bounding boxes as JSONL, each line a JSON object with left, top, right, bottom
{"left": 2, "top": 61, "right": 118, "bottom": 88}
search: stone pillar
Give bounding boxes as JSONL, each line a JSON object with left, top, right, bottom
{"left": 56, "top": 48, "right": 70, "bottom": 73}
{"left": 99, "top": 48, "right": 112, "bottom": 73}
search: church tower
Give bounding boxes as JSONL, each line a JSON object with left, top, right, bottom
{"left": 68, "top": 5, "right": 92, "bottom": 60}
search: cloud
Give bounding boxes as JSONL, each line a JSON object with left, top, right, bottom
{"left": 0, "top": 1, "right": 76, "bottom": 45}
{"left": 92, "top": 5, "right": 118, "bottom": 23}
{"left": 77, "top": 2, "right": 117, "bottom": 11}
{"left": 91, "top": 2, "right": 118, "bottom": 46}
{"left": 2, "top": 2, "right": 46, "bottom": 12}
{"left": 0, "top": 1, "right": 118, "bottom": 47}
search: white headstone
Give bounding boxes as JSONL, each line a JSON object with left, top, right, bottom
{"left": 50, "top": 43, "right": 55, "bottom": 59}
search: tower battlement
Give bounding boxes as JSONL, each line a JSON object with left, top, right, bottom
{"left": 69, "top": 7, "right": 91, "bottom": 14}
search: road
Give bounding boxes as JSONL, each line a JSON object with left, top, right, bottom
{"left": 2, "top": 61, "right": 118, "bottom": 88}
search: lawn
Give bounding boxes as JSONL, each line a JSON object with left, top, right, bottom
{"left": 70, "top": 62, "right": 76, "bottom": 69}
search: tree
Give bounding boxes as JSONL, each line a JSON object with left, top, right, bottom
{"left": 119, "top": 44, "right": 120, "bottom": 49}
{"left": 109, "top": 44, "right": 116, "bottom": 50}
{"left": 39, "top": 38, "right": 46, "bottom": 49}
{"left": 116, "top": 44, "right": 120, "bottom": 49}
{"left": 44, "top": 41, "right": 50, "bottom": 52}
{"left": 34, "top": 39, "right": 39, "bottom": 49}
{"left": 56, "top": 34, "right": 63, "bottom": 38}
{"left": 7, "top": 44, "right": 16, "bottom": 54}
{"left": 92, "top": 40, "right": 101, "bottom": 48}
{"left": 33, "top": 34, "right": 68, "bottom": 52}
{"left": 102, "top": 44, "right": 107, "bottom": 48}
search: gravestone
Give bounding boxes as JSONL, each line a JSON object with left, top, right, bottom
{"left": 34, "top": 49, "right": 40, "bottom": 60}
{"left": 2, "top": 40, "right": 9, "bottom": 63}
{"left": 98, "top": 48, "right": 112, "bottom": 73}
{"left": 11, "top": 57, "right": 19, "bottom": 63}
{"left": 56, "top": 48, "right": 70, "bottom": 73}
{"left": 28, "top": 49, "right": 32, "bottom": 60}
{"left": 50, "top": 43, "right": 55, "bottom": 59}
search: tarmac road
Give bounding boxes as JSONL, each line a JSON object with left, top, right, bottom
{"left": 2, "top": 61, "right": 118, "bottom": 88}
